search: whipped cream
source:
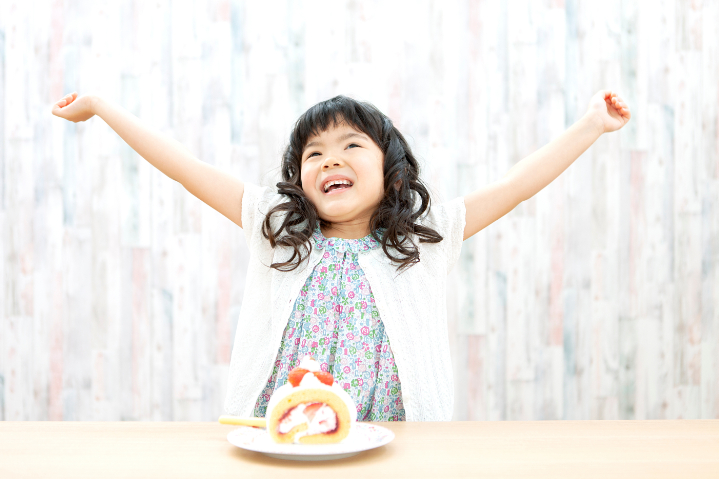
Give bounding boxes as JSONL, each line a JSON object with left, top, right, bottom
{"left": 277, "top": 402, "right": 338, "bottom": 440}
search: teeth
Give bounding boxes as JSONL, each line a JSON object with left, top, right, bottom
{"left": 323, "top": 179, "right": 353, "bottom": 192}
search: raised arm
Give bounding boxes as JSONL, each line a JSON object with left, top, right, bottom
{"left": 51, "top": 92, "right": 245, "bottom": 228}
{"left": 462, "top": 90, "right": 631, "bottom": 241}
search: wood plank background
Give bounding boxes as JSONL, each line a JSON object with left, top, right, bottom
{"left": 1, "top": 0, "right": 717, "bottom": 421}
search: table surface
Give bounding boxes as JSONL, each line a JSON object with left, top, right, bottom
{"left": 1, "top": 420, "right": 718, "bottom": 479}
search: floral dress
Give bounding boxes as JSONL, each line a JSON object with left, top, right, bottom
{"left": 253, "top": 226, "right": 406, "bottom": 422}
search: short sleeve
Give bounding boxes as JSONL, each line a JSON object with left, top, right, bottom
{"left": 420, "top": 196, "right": 466, "bottom": 273}
{"left": 241, "top": 183, "right": 286, "bottom": 248}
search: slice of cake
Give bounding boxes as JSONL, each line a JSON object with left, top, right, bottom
{"left": 266, "top": 356, "right": 356, "bottom": 444}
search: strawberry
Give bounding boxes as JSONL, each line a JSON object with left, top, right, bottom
{"left": 288, "top": 367, "right": 309, "bottom": 387}
{"left": 313, "top": 371, "right": 334, "bottom": 386}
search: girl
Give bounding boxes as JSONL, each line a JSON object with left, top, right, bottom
{"left": 52, "top": 90, "right": 631, "bottom": 421}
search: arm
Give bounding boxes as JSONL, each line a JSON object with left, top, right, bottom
{"left": 503, "top": 113, "right": 603, "bottom": 204}
{"left": 462, "top": 89, "right": 631, "bottom": 240}
{"left": 51, "top": 92, "right": 245, "bottom": 228}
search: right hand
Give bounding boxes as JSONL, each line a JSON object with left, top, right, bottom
{"left": 51, "top": 92, "right": 97, "bottom": 122}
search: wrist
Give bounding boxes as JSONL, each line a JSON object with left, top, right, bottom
{"left": 89, "top": 94, "right": 103, "bottom": 115}
{"left": 584, "top": 111, "right": 605, "bottom": 137}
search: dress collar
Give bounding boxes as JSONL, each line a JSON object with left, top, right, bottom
{"left": 312, "top": 225, "right": 382, "bottom": 254}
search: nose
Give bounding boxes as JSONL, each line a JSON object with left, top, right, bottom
{"left": 321, "top": 156, "right": 343, "bottom": 170}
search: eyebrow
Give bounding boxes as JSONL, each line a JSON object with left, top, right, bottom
{"left": 303, "top": 132, "right": 370, "bottom": 153}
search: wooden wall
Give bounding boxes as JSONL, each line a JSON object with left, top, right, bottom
{"left": 1, "top": 0, "right": 717, "bottom": 421}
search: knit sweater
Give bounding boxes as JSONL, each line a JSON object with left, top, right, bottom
{"left": 222, "top": 183, "right": 466, "bottom": 421}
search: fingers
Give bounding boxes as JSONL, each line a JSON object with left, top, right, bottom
{"left": 55, "top": 92, "right": 77, "bottom": 108}
{"left": 607, "top": 92, "right": 629, "bottom": 114}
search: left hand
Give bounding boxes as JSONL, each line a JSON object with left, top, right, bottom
{"left": 586, "top": 90, "right": 631, "bottom": 134}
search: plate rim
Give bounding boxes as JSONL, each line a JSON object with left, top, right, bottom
{"left": 227, "top": 422, "right": 395, "bottom": 456}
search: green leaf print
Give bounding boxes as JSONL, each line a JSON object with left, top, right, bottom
{"left": 349, "top": 346, "right": 357, "bottom": 355}
{"left": 365, "top": 351, "right": 373, "bottom": 360}
{"left": 319, "top": 306, "right": 327, "bottom": 315}
{"left": 351, "top": 379, "right": 359, "bottom": 387}
{"left": 297, "top": 304, "right": 305, "bottom": 311}
{"left": 391, "top": 387, "right": 398, "bottom": 395}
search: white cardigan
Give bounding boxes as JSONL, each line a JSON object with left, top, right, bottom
{"left": 223, "top": 183, "right": 466, "bottom": 421}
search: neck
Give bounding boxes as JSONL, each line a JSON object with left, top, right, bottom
{"left": 320, "top": 218, "right": 372, "bottom": 239}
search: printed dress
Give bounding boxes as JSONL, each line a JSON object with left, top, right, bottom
{"left": 253, "top": 226, "right": 406, "bottom": 421}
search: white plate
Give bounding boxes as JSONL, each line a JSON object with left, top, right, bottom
{"left": 227, "top": 423, "right": 394, "bottom": 461}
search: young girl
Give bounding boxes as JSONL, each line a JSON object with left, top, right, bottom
{"left": 52, "top": 90, "right": 630, "bottom": 421}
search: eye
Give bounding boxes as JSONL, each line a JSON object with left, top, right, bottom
{"left": 306, "top": 143, "right": 359, "bottom": 159}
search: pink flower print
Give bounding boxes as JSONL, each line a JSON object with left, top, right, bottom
{"left": 264, "top": 394, "right": 271, "bottom": 402}
{"left": 384, "top": 405, "right": 390, "bottom": 413}
{"left": 321, "top": 362, "right": 328, "bottom": 372}
{"left": 318, "top": 293, "right": 325, "bottom": 300}
{"left": 361, "top": 301, "right": 367, "bottom": 309}
{"left": 294, "top": 337, "right": 301, "bottom": 345}
{"left": 346, "top": 332, "right": 355, "bottom": 341}
{"left": 300, "top": 289, "right": 307, "bottom": 296}
{"left": 343, "top": 382, "right": 350, "bottom": 390}
{"left": 356, "top": 404, "right": 363, "bottom": 412}
{"left": 361, "top": 326, "right": 369, "bottom": 336}
{"left": 323, "top": 252, "right": 330, "bottom": 258}
{"left": 348, "top": 291, "right": 355, "bottom": 299}
{"left": 343, "top": 366, "right": 351, "bottom": 374}
{"left": 275, "top": 360, "right": 281, "bottom": 367}
{"left": 357, "top": 378, "right": 364, "bottom": 386}
{"left": 312, "top": 324, "right": 319, "bottom": 333}
{"left": 331, "top": 286, "right": 338, "bottom": 296}
{"left": 335, "top": 304, "right": 343, "bottom": 314}
{"left": 321, "top": 266, "right": 327, "bottom": 273}
{"left": 312, "top": 341, "right": 318, "bottom": 348}
{"left": 391, "top": 374, "right": 399, "bottom": 382}
{"left": 375, "top": 344, "right": 382, "bottom": 353}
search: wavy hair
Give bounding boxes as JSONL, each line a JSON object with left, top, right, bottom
{"left": 261, "top": 95, "right": 443, "bottom": 272}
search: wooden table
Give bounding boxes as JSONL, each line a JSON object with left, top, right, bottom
{"left": 1, "top": 420, "right": 718, "bottom": 478}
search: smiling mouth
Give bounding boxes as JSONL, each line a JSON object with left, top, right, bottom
{"left": 323, "top": 184, "right": 354, "bottom": 195}
{"left": 323, "top": 179, "right": 354, "bottom": 194}
{"left": 324, "top": 185, "right": 352, "bottom": 195}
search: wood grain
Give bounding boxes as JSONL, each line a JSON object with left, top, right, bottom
{"left": 0, "top": 0, "right": 717, "bottom": 421}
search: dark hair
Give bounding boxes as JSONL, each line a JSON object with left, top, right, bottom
{"left": 261, "top": 95, "right": 443, "bottom": 272}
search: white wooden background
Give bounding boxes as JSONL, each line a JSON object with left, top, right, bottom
{"left": 1, "top": 0, "right": 717, "bottom": 421}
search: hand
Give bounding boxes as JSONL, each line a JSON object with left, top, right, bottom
{"left": 585, "top": 89, "right": 631, "bottom": 135}
{"left": 51, "top": 92, "right": 98, "bottom": 122}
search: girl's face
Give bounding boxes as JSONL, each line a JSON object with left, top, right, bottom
{"left": 300, "top": 122, "right": 385, "bottom": 227}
